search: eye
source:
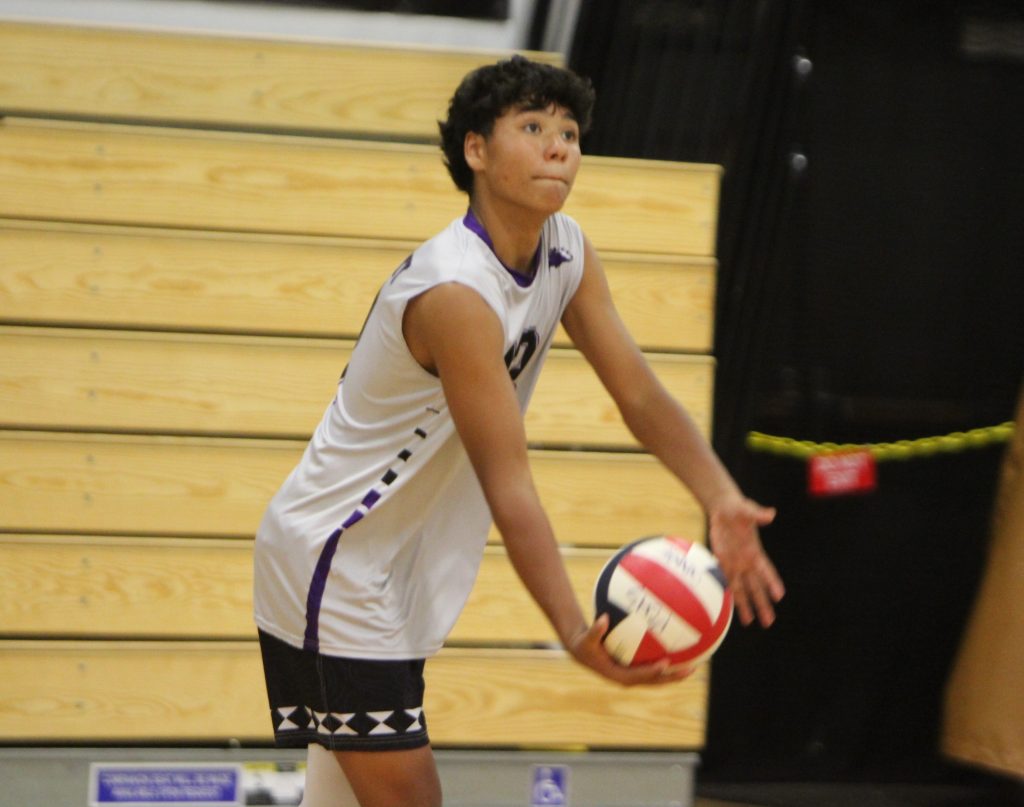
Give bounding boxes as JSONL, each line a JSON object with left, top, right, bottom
{"left": 524, "top": 121, "right": 542, "bottom": 133}
{"left": 562, "top": 128, "right": 579, "bottom": 142}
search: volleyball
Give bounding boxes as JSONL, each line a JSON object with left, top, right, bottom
{"left": 594, "top": 535, "right": 733, "bottom": 668}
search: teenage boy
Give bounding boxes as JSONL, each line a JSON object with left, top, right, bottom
{"left": 253, "top": 56, "right": 784, "bottom": 807}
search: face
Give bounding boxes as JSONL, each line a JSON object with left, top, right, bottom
{"left": 464, "top": 103, "right": 582, "bottom": 218}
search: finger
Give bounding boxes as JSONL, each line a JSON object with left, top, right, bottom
{"left": 731, "top": 584, "right": 755, "bottom": 626}
{"left": 747, "top": 554, "right": 785, "bottom": 602}
{"left": 615, "top": 660, "right": 693, "bottom": 687}
{"left": 755, "top": 505, "right": 777, "bottom": 526}
{"left": 737, "top": 500, "right": 776, "bottom": 527}
{"left": 748, "top": 578, "right": 776, "bottom": 628}
{"left": 588, "top": 612, "right": 610, "bottom": 643}
{"left": 652, "top": 666, "right": 694, "bottom": 684}
{"left": 571, "top": 614, "right": 613, "bottom": 663}
{"left": 763, "top": 560, "right": 786, "bottom": 603}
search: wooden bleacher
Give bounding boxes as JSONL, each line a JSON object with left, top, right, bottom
{"left": 0, "top": 20, "right": 720, "bottom": 749}
{"left": 0, "top": 20, "right": 563, "bottom": 140}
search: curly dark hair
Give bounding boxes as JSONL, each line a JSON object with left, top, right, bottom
{"left": 438, "top": 55, "right": 596, "bottom": 195}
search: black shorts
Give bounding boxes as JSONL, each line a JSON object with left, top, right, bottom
{"left": 257, "top": 629, "right": 429, "bottom": 751}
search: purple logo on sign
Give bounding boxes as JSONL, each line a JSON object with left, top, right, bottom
{"left": 531, "top": 764, "right": 569, "bottom": 806}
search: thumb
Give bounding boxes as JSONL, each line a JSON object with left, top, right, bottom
{"left": 567, "top": 613, "right": 608, "bottom": 655}
{"left": 752, "top": 503, "right": 777, "bottom": 526}
{"left": 590, "top": 612, "right": 610, "bottom": 641}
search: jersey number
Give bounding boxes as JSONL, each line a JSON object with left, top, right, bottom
{"left": 504, "top": 329, "right": 538, "bottom": 382}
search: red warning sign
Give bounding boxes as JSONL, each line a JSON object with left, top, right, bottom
{"left": 808, "top": 450, "right": 877, "bottom": 497}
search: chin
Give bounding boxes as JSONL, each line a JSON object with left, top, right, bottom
{"left": 540, "top": 191, "right": 571, "bottom": 213}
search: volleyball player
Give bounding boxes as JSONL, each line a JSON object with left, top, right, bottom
{"left": 253, "top": 55, "right": 784, "bottom": 807}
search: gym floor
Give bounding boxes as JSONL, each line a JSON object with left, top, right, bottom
{"left": 694, "top": 776, "right": 1024, "bottom": 807}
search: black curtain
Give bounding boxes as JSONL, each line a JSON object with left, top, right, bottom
{"left": 568, "top": 0, "right": 1024, "bottom": 784}
{"left": 570, "top": 0, "right": 814, "bottom": 471}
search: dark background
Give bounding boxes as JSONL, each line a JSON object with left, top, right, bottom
{"left": 562, "top": 0, "right": 1024, "bottom": 787}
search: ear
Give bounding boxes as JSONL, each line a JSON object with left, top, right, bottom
{"left": 464, "top": 131, "right": 486, "bottom": 172}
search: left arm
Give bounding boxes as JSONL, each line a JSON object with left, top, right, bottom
{"left": 561, "top": 235, "right": 785, "bottom": 627}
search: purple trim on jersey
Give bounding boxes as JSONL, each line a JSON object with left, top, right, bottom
{"left": 302, "top": 420, "right": 432, "bottom": 652}
{"left": 303, "top": 527, "right": 343, "bottom": 650}
{"left": 462, "top": 208, "right": 540, "bottom": 288}
{"left": 342, "top": 511, "right": 365, "bottom": 530}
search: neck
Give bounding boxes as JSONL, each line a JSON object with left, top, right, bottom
{"left": 468, "top": 196, "right": 544, "bottom": 274}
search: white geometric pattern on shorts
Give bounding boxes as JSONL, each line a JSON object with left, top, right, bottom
{"left": 273, "top": 705, "right": 424, "bottom": 737}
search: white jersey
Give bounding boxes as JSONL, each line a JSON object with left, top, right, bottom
{"left": 253, "top": 211, "right": 585, "bottom": 659}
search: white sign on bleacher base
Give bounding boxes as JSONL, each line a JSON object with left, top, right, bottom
{"left": 89, "top": 762, "right": 243, "bottom": 807}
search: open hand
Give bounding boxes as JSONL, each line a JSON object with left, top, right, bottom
{"left": 708, "top": 494, "right": 785, "bottom": 627}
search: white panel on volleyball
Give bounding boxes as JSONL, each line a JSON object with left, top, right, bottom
{"left": 632, "top": 537, "right": 729, "bottom": 622}
{"left": 605, "top": 566, "right": 706, "bottom": 659}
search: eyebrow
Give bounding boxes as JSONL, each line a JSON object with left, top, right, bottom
{"left": 513, "top": 101, "right": 578, "bottom": 121}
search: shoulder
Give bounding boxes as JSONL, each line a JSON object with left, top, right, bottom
{"left": 386, "top": 218, "right": 487, "bottom": 292}
{"left": 389, "top": 217, "right": 507, "bottom": 317}
{"left": 414, "top": 217, "right": 474, "bottom": 273}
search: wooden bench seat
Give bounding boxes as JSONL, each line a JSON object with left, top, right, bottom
{"left": 0, "top": 220, "right": 715, "bottom": 352}
{"left": 0, "top": 117, "right": 720, "bottom": 256}
{"left": 0, "top": 326, "right": 714, "bottom": 446}
{"left": 0, "top": 432, "right": 705, "bottom": 548}
{"left": 0, "top": 20, "right": 562, "bottom": 140}
{"left": 0, "top": 641, "right": 708, "bottom": 747}
{"left": 0, "top": 535, "right": 614, "bottom": 644}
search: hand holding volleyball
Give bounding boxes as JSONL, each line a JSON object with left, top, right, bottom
{"left": 594, "top": 535, "right": 734, "bottom": 670}
{"left": 564, "top": 613, "right": 695, "bottom": 686}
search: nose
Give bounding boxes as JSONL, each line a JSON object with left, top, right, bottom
{"left": 545, "top": 133, "right": 568, "bottom": 160}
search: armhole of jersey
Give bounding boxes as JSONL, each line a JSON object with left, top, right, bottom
{"left": 397, "top": 275, "right": 506, "bottom": 378}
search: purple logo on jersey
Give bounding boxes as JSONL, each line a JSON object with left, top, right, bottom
{"left": 548, "top": 247, "right": 573, "bottom": 267}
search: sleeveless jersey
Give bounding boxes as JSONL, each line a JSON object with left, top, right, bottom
{"left": 253, "top": 211, "right": 586, "bottom": 659}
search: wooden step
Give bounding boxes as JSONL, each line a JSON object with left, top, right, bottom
{"left": 0, "top": 431, "right": 706, "bottom": 548}
{"left": 0, "top": 20, "right": 562, "bottom": 140}
{"left": 0, "top": 220, "right": 715, "bottom": 352}
{"left": 0, "top": 535, "right": 619, "bottom": 645}
{"left": 0, "top": 118, "right": 720, "bottom": 256}
{"left": 0, "top": 640, "right": 709, "bottom": 748}
{"left": 0, "top": 326, "right": 714, "bottom": 445}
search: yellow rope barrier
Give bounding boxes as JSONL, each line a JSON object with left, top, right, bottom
{"left": 747, "top": 422, "right": 1015, "bottom": 462}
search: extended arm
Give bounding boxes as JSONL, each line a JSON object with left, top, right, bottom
{"left": 561, "top": 236, "right": 785, "bottom": 627}
{"left": 403, "top": 281, "right": 688, "bottom": 683}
